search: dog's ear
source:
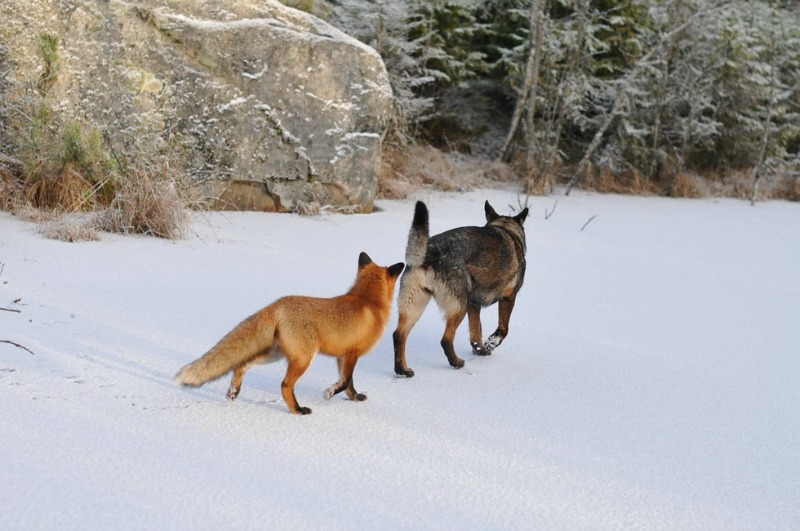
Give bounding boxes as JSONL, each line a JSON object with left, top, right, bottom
{"left": 514, "top": 207, "right": 529, "bottom": 225}
{"left": 388, "top": 262, "right": 405, "bottom": 278}
{"left": 485, "top": 201, "right": 499, "bottom": 222}
{"left": 358, "top": 252, "right": 372, "bottom": 268}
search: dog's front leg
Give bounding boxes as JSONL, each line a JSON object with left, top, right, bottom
{"left": 468, "top": 302, "right": 489, "bottom": 356}
{"left": 485, "top": 297, "right": 516, "bottom": 353}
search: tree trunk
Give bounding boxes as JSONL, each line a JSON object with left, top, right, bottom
{"left": 524, "top": 1, "right": 545, "bottom": 172}
{"left": 649, "top": 0, "right": 685, "bottom": 182}
{"left": 540, "top": 0, "right": 588, "bottom": 182}
{"left": 752, "top": 30, "right": 777, "bottom": 206}
{"left": 498, "top": 0, "right": 544, "bottom": 165}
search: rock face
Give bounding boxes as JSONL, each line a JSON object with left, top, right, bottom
{"left": 0, "top": 0, "right": 393, "bottom": 212}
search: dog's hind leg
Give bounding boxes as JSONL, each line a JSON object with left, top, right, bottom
{"left": 468, "top": 302, "right": 490, "bottom": 356}
{"left": 441, "top": 307, "right": 467, "bottom": 369}
{"left": 485, "top": 296, "right": 516, "bottom": 353}
{"left": 393, "top": 269, "right": 431, "bottom": 377}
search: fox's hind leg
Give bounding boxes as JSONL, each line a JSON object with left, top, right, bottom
{"left": 227, "top": 355, "right": 263, "bottom": 400}
{"left": 467, "top": 302, "right": 489, "bottom": 356}
{"left": 324, "top": 354, "right": 366, "bottom": 402}
{"left": 227, "top": 364, "right": 247, "bottom": 401}
{"left": 485, "top": 296, "right": 517, "bottom": 353}
{"left": 227, "top": 351, "right": 279, "bottom": 401}
{"left": 392, "top": 268, "right": 432, "bottom": 377}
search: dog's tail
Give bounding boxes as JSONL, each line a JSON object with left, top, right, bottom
{"left": 175, "top": 309, "right": 277, "bottom": 387}
{"left": 405, "top": 201, "right": 429, "bottom": 267}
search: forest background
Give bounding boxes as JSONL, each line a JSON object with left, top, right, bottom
{"left": 321, "top": 0, "right": 800, "bottom": 202}
{"left": 1, "top": 0, "right": 798, "bottom": 241}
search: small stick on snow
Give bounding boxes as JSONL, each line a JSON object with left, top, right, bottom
{"left": 581, "top": 215, "right": 596, "bottom": 231}
{"left": 0, "top": 340, "right": 36, "bottom": 355}
{"left": 545, "top": 200, "right": 558, "bottom": 220}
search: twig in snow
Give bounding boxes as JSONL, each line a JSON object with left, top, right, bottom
{"left": 545, "top": 200, "right": 558, "bottom": 220}
{"left": 581, "top": 215, "right": 596, "bottom": 231}
{"left": 1, "top": 307, "right": 21, "bottom": 313}
{"left": 0, "top": 340, "right": 36, "bottom": 355}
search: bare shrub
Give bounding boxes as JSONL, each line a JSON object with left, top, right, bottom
{"left": 39, "top": 216, "right": 100, "bottom": 242}
{"left": 94, "top": 171, "right": 189, "bottom": 240}
{"left": 581, "top": 168, "right": 657, "bottom": 195}
{"left": 670, "top": 172, "right": 709, "bottom": 198}
{"left": 379, "top": 144, "right": 514, "bottom": 200}
{"left": 13, "top": 204, "right": 57, "bottom": 223}
{"left": 0, "top": 162, "right": 23, "bottom": 211}
{"left": 774, "top": 175, "right": 800, "bottom": 201}
{"left": 294, "top": 201, "right": 322, "bottom": 216}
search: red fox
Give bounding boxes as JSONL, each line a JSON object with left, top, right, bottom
{"left": 176, "top": 252, "right": 404, "bottom": 414}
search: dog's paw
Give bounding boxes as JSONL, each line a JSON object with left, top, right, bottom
{"left": 484, "top": 334, "right": 502, "bottom": 353}
{"left": 450, "top": 357, "right": 465, "bottom": 369}
{"left": 395, "top": 367, "right": 415, "bottom": 378}
{"left": 472, "top": 342, "right": 491, "bottom": 356}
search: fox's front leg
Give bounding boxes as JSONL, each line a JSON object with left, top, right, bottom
{"left": 467, "top": 302, "right": 489, "bottom": 356}
{"left": 485, "top": 297, "right": 516, "bottom": 353}
{"left": 324, "top": 355, "right": 366, "bottom": 401}
{"left": 282, "top": 356, "right": 313, "bottom": 415}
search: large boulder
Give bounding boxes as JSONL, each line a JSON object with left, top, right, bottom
{"left": 0, "top": 0, "right": 393, "bottom": 212}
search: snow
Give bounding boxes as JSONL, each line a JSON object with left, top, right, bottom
{"left": 1, "top": 188, "right": 798, "bottom": 529}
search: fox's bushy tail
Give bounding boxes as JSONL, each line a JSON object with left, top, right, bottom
{"left": 175, "top": 310, "right": 276, "bottom": 387}
{"left": 405, "top": 201, "right": 429, "bottom": 267}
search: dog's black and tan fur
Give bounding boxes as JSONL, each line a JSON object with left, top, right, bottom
{"left": 392, "top": 200, "right": 528, "bottom": 376}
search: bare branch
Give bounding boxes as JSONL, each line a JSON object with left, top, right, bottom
{"left": 545, "top": 199, "right": 558, "bottom": 220}
{"left": 0, "top": 340, "right": 36, "bottom": 355}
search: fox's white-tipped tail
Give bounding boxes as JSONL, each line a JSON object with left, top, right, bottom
{"left": 175, "top": 311, "right": 275, "bottom": 387}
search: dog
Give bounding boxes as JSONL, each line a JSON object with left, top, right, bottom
{"left": 392, "top": 200, "right": 528, "bottom": 376}
{"left": 176, "top": 252, "right": 404, "bottom": 414}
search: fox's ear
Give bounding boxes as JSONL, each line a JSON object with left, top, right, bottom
{"left": 515, "top": 207, "right": 529, "bottom": 225}
{"left": 388, "top": 262, "right": 405, "bottom": 278}
{"left": 358, "top": 252, "right": 372, "bottom": 268}
{"left": 485, "top": 200, "right": 499, "bottom": 222}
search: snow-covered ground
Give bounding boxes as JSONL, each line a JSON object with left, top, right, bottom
{"left": 2, "top": 189, "right": 798, "bottom": 529}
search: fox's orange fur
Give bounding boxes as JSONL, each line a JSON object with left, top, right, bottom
{"left": 176, "top": 252, "right": 404, "bottom": 414}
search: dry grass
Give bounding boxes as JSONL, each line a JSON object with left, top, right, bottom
{"left": 39, "top": 216, "right": 101, "bottom": 242}
{"left": 24, "top": 165, "right": 100, "bottom": 211}
{"left": 93, "top": 171, "right": 190, "bottom": 240}
{"left": 580, "top": 168, "right": 659, "bottom": 195}
{"left": 11, "top": 205, "right": 100, "bottom": 242}
{"left": 775, "top": 175, "right": 800, "bottom": 201}
{"left": 669, "top": 171, "right": 709, "bottom": 198}
{"left": 0, "top": 166, "right": 22, "bottom": 211}
{"left": 379, "top": 144, "right": 514, "bottom": 200}
{"left": 293, "top": 201, "right": 322, "bottom": 216}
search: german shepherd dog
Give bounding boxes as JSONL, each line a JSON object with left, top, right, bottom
{"left": 392, "top": 200, "right": 528, "bottom": 376}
